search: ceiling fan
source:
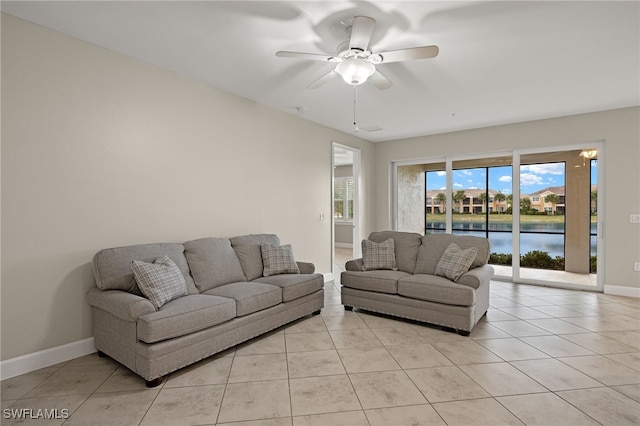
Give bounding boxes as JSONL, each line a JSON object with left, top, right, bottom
{"left": 276, "top": 16, "right": 439, "bottom": 90}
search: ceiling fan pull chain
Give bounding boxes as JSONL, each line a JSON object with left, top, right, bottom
{"left": 353, "top": 84, "right": 358, "bottom": 132}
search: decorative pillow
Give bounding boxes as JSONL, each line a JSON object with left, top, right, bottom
{"left": 131, "top": 255, "right": 188, "bottom": 309}
{"left": 435, "top": 243, "right": 478, "bottom": 282}
{"left": 362, "top": 238, "right": 397, "bottom": 271}
{"left": 260, "top": 243, "right": 300, "bottom": 277}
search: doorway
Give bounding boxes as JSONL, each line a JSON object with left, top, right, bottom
{"left": 332, "top": 143, "right": 361, "bottom": 278}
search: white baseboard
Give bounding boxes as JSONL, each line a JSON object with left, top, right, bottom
{"left": 604, "top": 285, "right": 640, "bottom": 298}
{"left": 0, "top": 337, "right": 96, "bottom": 380}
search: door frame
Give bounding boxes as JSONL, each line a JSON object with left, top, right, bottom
{"left": 331, "top": 142, "right": 361, "bottom": 278}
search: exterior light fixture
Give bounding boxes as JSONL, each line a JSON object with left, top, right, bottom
{"left": 335, "top": 58, "right": 375, "bottom": 85}
{"left": 579, "top": 149, "right": 598, "bottom": 159}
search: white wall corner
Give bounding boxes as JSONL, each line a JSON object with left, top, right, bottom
{"left": 0, "top": 338, "right": 96, "bottom": 380}
{"left": 323, "top": 272, "right": 333, "bottom": 283}
{"left": 604, "top": 285, "right": 640, "bottom": 298}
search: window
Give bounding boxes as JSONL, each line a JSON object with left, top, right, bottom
{"left": 334, "top": 177, "right": 354, "bottom": 221}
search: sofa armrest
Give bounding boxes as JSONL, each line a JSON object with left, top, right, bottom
{"left": 87, "top": 287, "right": 156, "bottom": 322}
{"left": 297, "top": 261, "right": 315, "bottom": 274}
{"left": 345, "top": 258, "right": 364, "bottom": 271}
{"left": 457, "top": 264, "right": 494, "bottom": 289}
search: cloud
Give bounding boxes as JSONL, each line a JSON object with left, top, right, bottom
{"left": 454, "top": 182, "right": 463, "bottom": 188}
{"left": 521, "top": 163, "right": 564, "bottom": 175}
{"left": 499, "top": 175, "right": 512, "bottom": 182}
{"left": 436, "top": 171, "right": 446, "bottom": 176}
{"left": 520, "top": 173, "right": 544, "bottom": 186}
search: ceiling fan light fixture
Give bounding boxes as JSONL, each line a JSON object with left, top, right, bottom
{"left": 335, "top": 58, "right": 375, "bottom": 85}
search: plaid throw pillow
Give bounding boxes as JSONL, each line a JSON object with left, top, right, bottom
{"left": 131, "top": 255, "right": 188, "bottom": 309}
{"left": 261, "top": 243, "right": 300, "bottom": 277}
{"left": 435, "top": 243, "right": 478, "bottom": 282}
{"left": 362, "top": 238, "right": 397, "bottom": 271}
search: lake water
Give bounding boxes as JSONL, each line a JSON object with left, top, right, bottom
{"left": 426, "top": 221, "right": 597, "bottom": 257}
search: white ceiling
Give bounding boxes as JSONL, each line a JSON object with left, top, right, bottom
{"left": 3, "top": 1, "right": 639, "bottom": 142}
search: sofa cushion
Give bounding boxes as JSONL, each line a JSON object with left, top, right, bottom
{"left": 205, "top": 282, "right": 282, "bottom": 316}
{"left": 230, "top": 234, "right": 281, "bottom": 281}
{"left": 414, "top": 234, "right": 490, "bottom": 275}
{"left": 254, "top": 274, "right": 323, "bottom": 302}
{"left": 341, "top": 270, "right": 410, "bottom": 294}
{"left": 137, "top": 295, "right": 236, "bottom": 343}
{"left": 398, "top": 275, "right": 476, "bottom": 306}
{"left": 261, "top": 243, "right": 300, "bottom": 277}
{"left": 368, "top": 231, "right": 422, "bottom": 273}
{"left": 93, "top": 243, "right": 197, "bottom": 295}
{"left": 131, "top": 256, "right": 188, "bottom": 309}
{"left": 362, "top": 238, "right": 397, "bottom": 271}
{"left": 435, "top": 243, "right": 478, "bottom": 282}
{"left": 184, "top": 238, "right": 247, "bottom": 292}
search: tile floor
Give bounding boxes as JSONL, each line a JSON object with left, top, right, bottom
{"left": 2, "top": 277, "right": 639, "bottom": 425}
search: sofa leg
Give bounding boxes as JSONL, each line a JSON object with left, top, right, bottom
{"left": 458, "top": 330, "right": 471, "bottom": 337}
{"left": 312, "top": 310, "right": 321, "bottom": 315}
{"left": 146, "top": 377, "right": 164, "bottom": 388}
{"left": 97, "top": 350, "right": 107, "bottom": 358}
{"left": 344, "top": 306, "right": 353, "bottom": 311}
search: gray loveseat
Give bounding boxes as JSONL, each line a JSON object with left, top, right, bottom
{"left": 341, "top": 231, "right": 493, "bottom": 335}
{"left": 88, "top": 234, "right": 324, "bottom": 386}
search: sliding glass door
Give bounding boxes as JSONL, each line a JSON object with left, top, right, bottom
{"left": 393, "top": 144, "right": 603, "bottom": 291}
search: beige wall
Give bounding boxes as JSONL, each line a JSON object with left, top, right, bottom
{"left": 1, "top": 14, "right": 375, "bottom": 360}
{"left": 375, "top": 107, "right": 640, "bottom": 291}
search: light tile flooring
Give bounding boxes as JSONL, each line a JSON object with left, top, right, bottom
{"left": 2, "top": 275, "right": 640, "bottom": 425}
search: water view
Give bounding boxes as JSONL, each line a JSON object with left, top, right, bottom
{"left": 426, "top": 218, "right": 597, "bottom": 258}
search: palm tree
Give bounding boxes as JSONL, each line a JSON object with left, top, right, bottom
{"left": 545, "top": 193, "right": 560, "bottom": 215}
{"left": 495, "top": 192, "right": 507, "bottom": 213}
{"left": 520, "top": 197, "right": 532, "bottom": 214}
{"left": 478, "top": 192, "right": 488, "bottom": 213}
{"left": 452, "top": 190, "right": 467, "bottom": 213}
{"left": 435, "top": 192, "right": 446, "bottom": 213}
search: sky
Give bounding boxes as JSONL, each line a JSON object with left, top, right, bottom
{"left": 426, "top": 161, "right": 597, "bottom": 194}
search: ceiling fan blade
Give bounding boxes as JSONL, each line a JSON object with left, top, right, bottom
{"left": 378, "top": 45, "right": 439, "bottom": 63}
{"left": 306, "top": 70, "right": 338, "bottom": 89}
{"left": 368, "top": 69, "right": 393, "bottom": 90}
{"left": 349, "top": 16, "right": 376, "bottom": 51}
{"left": 276, "top": 51, "right": 337, "bottom": 62}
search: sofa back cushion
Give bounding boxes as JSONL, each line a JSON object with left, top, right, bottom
{"left": 368, "top": 231, "right": 422, "bottom": 273}
{"left": 184, "top": 238, "right": 247, "bottom": 292}
{"left": 93, "top": 243, "right": 197, "bottom": 295}
{"left": 414, "top": 234, "right": 490, "bottom": 275}
{"left": 230, "top": 234, "right": 281, "bottom": 281}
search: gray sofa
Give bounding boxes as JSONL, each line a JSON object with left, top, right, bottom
{"left": 88, "top": 234, "right": 324, "bottom": 386}
{"left": 341, "top": 231, "right": 493, "bottom": 335}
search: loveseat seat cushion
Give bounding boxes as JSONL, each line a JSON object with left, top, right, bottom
{"left": 137, "top": 295, "right": 236, "bottom": 343}
{"left": 397, "top": 275, "right": 476, "bottom": 306}
{"left": 93, "top": 243, "right": 198, "bottom": 295}
{"left": 205, "top": 282, "right": 282, "bottom": 316}
{"left": 230, "top": 234, "right": 281, "bottom": 281}
{"left": 413, "top": 234, "right": 490, "bottom": 275}
{"left": 368, "top": 231, "right": 422, "bottom": 273}
{"left": 341, "top": 270, "right": 410, "bottom": 294}
{"left": 184, "top": 238, "right": 247, "bottom": 292}
{"left": 254, "top": 274, "right": 324, "bottom": 302}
